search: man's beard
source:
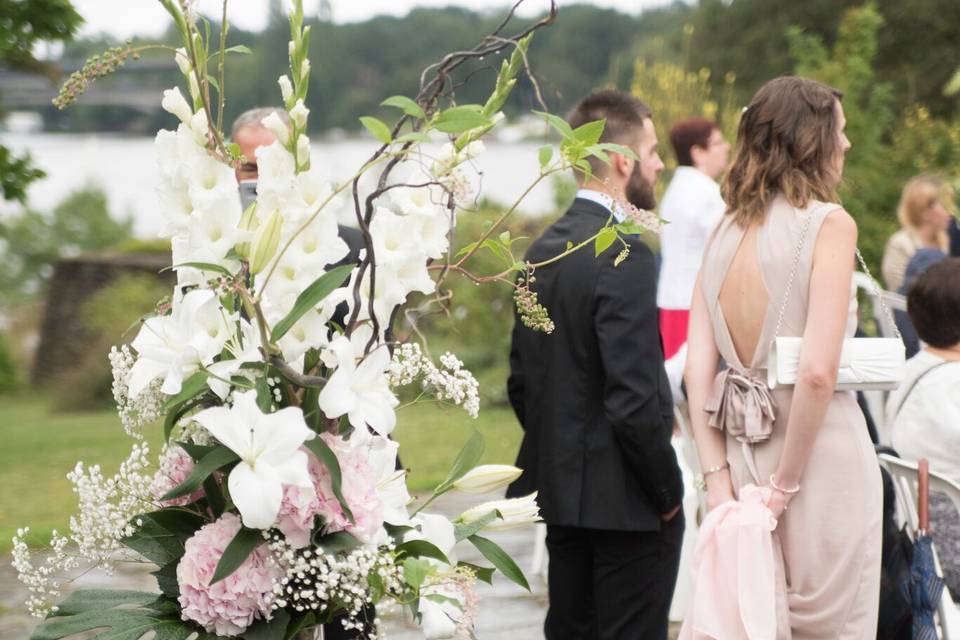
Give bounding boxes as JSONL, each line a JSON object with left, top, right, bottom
{"left": 625, "top": 162, "right": 656, "bottom": 211}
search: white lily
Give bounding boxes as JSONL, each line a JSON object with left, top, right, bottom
{"left": 404, "top": 513, "right": 457, "bottom": 565}
{"left": 128, "top": 288, "right": 234, "bottom": 397}
{"left": 367, "top": 436, "right": 411, "bottom": 525}
{"left": 192, "top": 390, "right": 316, "bottom": 530}
{"left": 317, "top": 325, "right": 398, "bottom": 438}
{"left": 458, "top": 492, "right": 540, "bottom": 531}
{"left": 452, "top": 464, "right": 522, "bottom": 494}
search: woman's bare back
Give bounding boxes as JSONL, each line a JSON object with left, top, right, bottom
{"left": 717, "top": 223, "right": 770, "bottom": 366}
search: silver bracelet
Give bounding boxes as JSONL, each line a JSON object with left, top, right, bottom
{"left": 769, "top": 474, "right": 800, "bottom": 495}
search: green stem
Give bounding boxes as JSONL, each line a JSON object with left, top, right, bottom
{"left": 216, "top": 0, "right": 228, "bottom": 134}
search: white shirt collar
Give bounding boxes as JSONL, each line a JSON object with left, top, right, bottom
{"left": 575, "top": 188, "right": 627, "bottom": 222}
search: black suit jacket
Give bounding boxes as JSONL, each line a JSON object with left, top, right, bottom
{"left": 505, "top": 198, "right": 683, "bottom": 532}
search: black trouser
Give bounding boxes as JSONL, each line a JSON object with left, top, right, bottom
{"left": 544, "top": 514, "right": 684, "bottom": 640}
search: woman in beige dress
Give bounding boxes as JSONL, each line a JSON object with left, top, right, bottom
{"left": 684, "top": 76, "right": 882, "bottom": 638}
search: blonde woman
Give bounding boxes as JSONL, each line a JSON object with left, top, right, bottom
{"left": 684, "top": 76, "right": 881, "bottom": 638}
{"left": 881, "top": 174, "right": 953, "bottom": 291}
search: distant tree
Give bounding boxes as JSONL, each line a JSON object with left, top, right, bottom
{"left": 0, "top": 186, "right": 133, "bottom": 305}
{"left": 0, "top": 0, "right": 83, "bottom": 202}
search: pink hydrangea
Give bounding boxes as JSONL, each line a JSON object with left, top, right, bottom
{"left": 275, "top": 434, "right": 384, "bottom": 547}
{"left": 150, "top": 445, "right": 203, "bottom": 507}
{"left": 177, "top": 513, "right": 282, "bottom": 637}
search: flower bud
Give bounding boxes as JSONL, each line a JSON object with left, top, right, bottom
{"left": 187, "top": 73, "right": 201, "bottom": 103}
{"left": 261, "top": 111, "right": 290, "bottom": 145}
{"left": 161, "top": 87, "right": 193, "bottom": 125}
{"left": 288, "top": 40, "right": 296, "bottom": 58}
{"left": 296, "top": 134, "right": 310, "bottom": 166}
{"left": 464, "top": 140, "right": 486, "bottom": 159}
{"left": 189, "top": 110, "right": 209, "bottom": 142}
{"left": 249, "top": 209, "right": 284, "bottom": 274}
{"left": 174, "top": 47, "right": 192, "bottom": 75}
{"left": 234, "top": 201, "right": 259, "bottom": 258}
{"left": 290, "top": 99, "right": 310, "bottom": 129}
{"left": 278, "top": 74, "right": 294, "bottom": 105}
{"left": 458, "top": 492, "right": 540, "bottom": 531}
{"left": 452, "top": 464, "right": 522, "bottom": 494}
{"left": 300, "top": 59, "right": 311, "bottom": 82}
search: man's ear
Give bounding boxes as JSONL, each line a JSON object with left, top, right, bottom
{"left": 613, "top": 151, "right": 633, "bottom": 179}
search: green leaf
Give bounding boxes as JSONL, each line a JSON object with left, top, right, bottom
{"left": 255, "top": 375, "right": 273, "bottom": 412}
{"left": 434, "top": 430, "right": 484, "bottom": 494}
{"left": 31, "top": 594, "right": 211, "bottom": 640}
{"left": 163, "top": 261, "right": 232, "bottom": 276}
{"left": 533, "top": 110, "right": 575, "bottom": 139}
{"left": 455, "top": 240, "right": 479, "bottom": 259}
{"left": 403, "top": 557, "right": 433, "bottom": 591}
{"left": 242, "top": 608, "right": 289, "bottom": 640}
{"left": 538, "top": 144, "right": 553, "bottom": 169}
{"left": 594, "top": 227, "right": 617, "bottom": 257}
{"left": 594, "top": 142, "right": 639, "bottom": 161}
{"left": 453, "top": 509, "right": 497, "bottom": 542}
{"left": 499, "top": 230, "right": 511, "bottom": 246}
{"left": 138, "top": 508, "right": 207, "bottom": 542}
{"left": 202, "top": 474, "right": 226, "bottom": 518}
{"left": 614, "top": 220, "right": 645, "bottom": 235}
{"left": 586, "top": 145, "right": 611, "bottom": 165}
{"left": 152, "top": 561, "right": 180, "bottom": 599}
{"left": 48, "top": 590, "right": 158, "bottom": 617}
{"left": 359, "top": 116, "right": 392, "bottom": 144}
{"left": 396, "top": 131, "right": 431, "bottom": 143}
{"left": 395, "top": 539, "right": 451, "bottom": 565}
{"left": 565, "top": 240, "right": 574, "bottom": 251}
{"left": 223, "top": 44, "right": 252, "bottom": 55}
{"left": 282, "top": 613, "right": 316, "bottom": 640}
{"left": 162, "top": 371, "right": 210, "bottom": 411}
{"left": 457, "top": 561, "right": 495, "bottom": 585}
{"left": 211, "top": 526, "right": 262, "bottom": 584}
{"left": 304, "top": 436, "right": 355, "bottom": 523}
{"left": 121, "top": 515, "right": 185, "bottom": 566}
{"left": 434, "top": 105, "right": 488, "bottom": 133}
{"left": 316, "top": 530, "right": 361, "bottom": 554}
{"left": 270, "top": 264, "right": 354, "bottom": 342}
{"left": 468, "top": 534, "right": 530, "bottom": 591}
{"left": 381, "top": 95, "right": 426, "bottom": 119}
{"left": 572, "top": 119, "right": 605, "bottom": 146}
{"left": 178, "top": 442, "right": 216, "bottom": 462}
{"left": 159, "top": 446, "right": 239, "bottom": 502}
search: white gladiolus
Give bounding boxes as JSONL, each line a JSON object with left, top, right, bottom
{"left": 288, "top": 40, "right": 296, "bottom": 58}
{"left": 464, "top": 139, "right": 486, "bottom": 158}
{"left": 300, "top": 58, "right": 311, "bottom": 81}
{"left": 174, "top": 47, "right": 192, "bottom": 75}
{"left": 296, "top": 133, "right": 310, "bottom": 166}
{"left": 161, "top": 87, "right": 193, "bottom": 125}
{"left": 192, "top": 390, "right": 316, "bottom": 530}
{"left": 188, "top": 110, "right": 209, "bottom": 142}
{"left": 261, "top": 111, "right": 290, "bottom": 145}
{"left": 278, "top": 74, "right": 294, "bottom": 104}
{"left": 452, "top": 464, "right": 522, "bottom": 494}
{"left": 458, "top": 492, "right": 540, "bottom": 531}
{"left": 290, "top": 99, "right": 310, "bottom": 129}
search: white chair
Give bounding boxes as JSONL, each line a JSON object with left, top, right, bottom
{"left": 878, "top": 453, "right": 960, "bottom": 638}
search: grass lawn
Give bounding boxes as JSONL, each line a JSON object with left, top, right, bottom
{"left": 0, "top": 392, "right": 522, "bottom": 553}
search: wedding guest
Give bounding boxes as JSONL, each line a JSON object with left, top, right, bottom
{"left": 507, "top": 89, "right": 683, "bottom": 639}
{"left": 887, "top": 257, "right": 960, "bottom": 599}
{"left": 950, "top": 217, "right": 960, "bottom": 257}
{"left": 684, "top": 76, "right": 882, "bottom": 637}
{"left": 657, "top": 118, "right": 729, "bottom": 399}
{"left": 881, "top": 174, "right": 953, "bottom": 291}
{"left": 893, "top": 247, "right": 946, "bottom": 358}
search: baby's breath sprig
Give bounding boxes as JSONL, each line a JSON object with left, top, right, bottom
{"left": 53, "top": 43, "right": 139, "bottom": 110}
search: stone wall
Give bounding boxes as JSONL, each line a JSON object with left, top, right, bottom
{"left": 31, "top": 253, "right": 173, "bottom": 384}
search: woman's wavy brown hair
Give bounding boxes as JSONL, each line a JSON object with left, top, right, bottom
{"left": 722, "top": 76, "right": 844, "bottom": 226}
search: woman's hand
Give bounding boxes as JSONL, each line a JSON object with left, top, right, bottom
{"left": 765, "top": 487, "right": 795, "bottom": 520}
{"left": 705, "top": 469, "right": 735, "bottom": 513}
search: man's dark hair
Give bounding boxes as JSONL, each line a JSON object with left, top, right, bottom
{"left": 669, "top": 117, "right": 718, "bottom": 167}
{"left": 567, "top": 90, "right": 653, "bottom": 181}
{"left": 907, "top": 257, "right": 960, "bottom": 349}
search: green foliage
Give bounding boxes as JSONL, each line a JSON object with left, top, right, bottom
{"left": 0, "top": 0, "right": 83, "bottom": 202}
{"left": 0, "top": 332, "right": 19, "bottom": 391}
{"left": 0, "top": 185, "right": 134, "bottom": 305}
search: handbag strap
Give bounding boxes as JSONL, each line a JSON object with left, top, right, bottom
{"left": 772, "top": 205, "right": 902, "bottom": 340}
{"left": 892, "top": 360, "right": 957, "bottom": 422}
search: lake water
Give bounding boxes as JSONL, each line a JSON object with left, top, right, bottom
{"left": 0, "top": 133, "right": 559, "bottom": 237}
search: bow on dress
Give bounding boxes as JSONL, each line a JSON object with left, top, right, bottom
{"left": 705, "top": 368, "right": 777, "bottom": 444}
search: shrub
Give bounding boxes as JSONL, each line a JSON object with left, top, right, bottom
{"left": 0, "top": 332, "right": 19, "bottom": 392}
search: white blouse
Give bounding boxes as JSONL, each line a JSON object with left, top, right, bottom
{"left": 887, "top": 350, "right": 960, "bottom": 485}
{"left": 656, "top": 166, "right": 726, "bottom": 310}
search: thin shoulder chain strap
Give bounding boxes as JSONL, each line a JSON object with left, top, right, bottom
{"left": 771, "top": 205, "right": 902, "bottom": 340}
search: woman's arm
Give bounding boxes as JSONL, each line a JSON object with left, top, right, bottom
{"left": 684, "top": 274, "right": 733, "bottom": 510}
{"left": 769, "top": 208, "right": 858, "bottom": 515}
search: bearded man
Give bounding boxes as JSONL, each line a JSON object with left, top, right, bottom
{"left": 506, "top": 89, "right": 684, "bottom": 639}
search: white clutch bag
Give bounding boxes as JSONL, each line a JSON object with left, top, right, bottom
{"left": 767, "top": 336, "right": 905, "bottom": 391}
{"left": 765, "top": 207, "right": 906, "bottom": 391}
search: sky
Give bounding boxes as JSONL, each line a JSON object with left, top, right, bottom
{"left": 69, "top": 0, "right": 676, "bottom": 38}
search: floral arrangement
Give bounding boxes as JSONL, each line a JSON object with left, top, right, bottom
{"left": 14, "top": 1, "right": 660, "bottom": 638}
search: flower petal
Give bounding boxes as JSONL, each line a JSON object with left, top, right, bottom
{"left": 228, "top": 461, "right": 283, "bottom": 530}
{"left": 192, "top": 406, "right": 251, "bottom": 457}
